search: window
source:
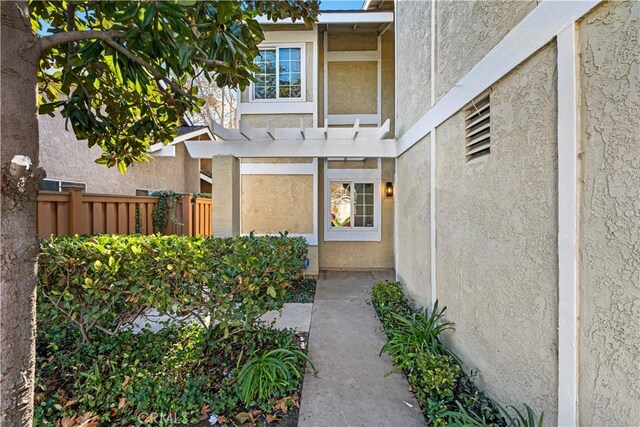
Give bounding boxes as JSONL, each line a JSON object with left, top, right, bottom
{"left": 465, "top": 94, "right": 491, "bottom": 163}
{"left": 324, "top": 161, "right": 381, "bottom": 242}
{"left": 40, "top": 179, "right": 86, "bottom": 192}
{"left": 329, "top": 182, "right": 375, "bottom": 228}
{"left": 253, "top": 46, "right": 303, "bottom": 100}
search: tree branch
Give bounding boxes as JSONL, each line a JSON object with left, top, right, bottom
{"left": 39, "top": 30, "right": 126, "bottom": 51}
{"left": 101, "top": 37, "right": 196, "bottom": 100}
{"left": 194, "top": 56, "right": 228, "bottom": 68}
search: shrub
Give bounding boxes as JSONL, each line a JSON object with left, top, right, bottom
{"left": 35, "top": 324, "right": 307, "bottom": 426}
{"left": 38, "top": 233, "right": 307, "bottom": 343}
{"left": 237, "top": 348, "right": 315, "bottom": 410}
{"left": 381, "top": 302, "right": 455, "bottom": 366}
{"left": 371, "top": 281, "right": 413, "bottom": 329}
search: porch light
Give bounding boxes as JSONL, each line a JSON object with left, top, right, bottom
{"left": 385, "top": 182, "right": 394, "bottom": 197}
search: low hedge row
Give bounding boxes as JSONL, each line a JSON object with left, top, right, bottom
{"left": 372, "top": 282, "right": 543, "bottom": 427}
{"left": 38, "top": 233, "right": 308, "bottom": 342}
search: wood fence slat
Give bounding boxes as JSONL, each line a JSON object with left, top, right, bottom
{"left": 128, "top": 204, "right": 136, "bottom": 234}
{"left": 117, "top": 203, "right": 128, "bottom": 234}
{"left": 105, "top": 203, "right": 117, "bottom": 233}
{"left": 93, "top": 203, "right": 105, "bottom": 234}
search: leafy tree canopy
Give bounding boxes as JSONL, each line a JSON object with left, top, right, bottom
{"left": 31, "top": 0, "right": 319, "bottom": 172}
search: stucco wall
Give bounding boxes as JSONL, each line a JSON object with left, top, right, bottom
{"left": 327, "top": 61, "right": 378, "bottom": 115}
{"left": 241, "top": 174, "right": 314, "bottom": 234}
{"left": 577, "top": 2, "right": 640, "bottom": 424}
{"left": 318, "top": 158, "right": 395, "bottom": 270}
{"left": 381, "top": 29, "right": 395, "bottom": 138}
{"left": 436, "top": 0, "right": 536, "bottom": 101}
{"left": 395, "top": 0, "right": 431, "bottom": 136}
{"left": 395, "top": 136, "right": 431, "bottom": 309}
{"left": 327, "top": 30, "right": 377, "bottom": 51}
{"left": 240, "top": 114, "right": 313, "bottom": 129}
{"left": 38, "top": 115, "right": 199, "bottom": 195}
{"left": 436, "top": 44, "right": 558, "bottom": 419}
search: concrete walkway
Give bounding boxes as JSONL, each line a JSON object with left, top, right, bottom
{"left": 298, "top": 271, "right": 425, "bottom": 427}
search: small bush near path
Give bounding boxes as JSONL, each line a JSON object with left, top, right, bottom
{"left": 282, "top": 278, "right": 316, "bottom": 303}
{"left": 35, "top": 234, "right": 313, "bottom": 426}
{"left": 372, "top": 281, "right": 543, "bottom": 427}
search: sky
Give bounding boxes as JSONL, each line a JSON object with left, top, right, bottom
{"left": 319, "top": 0, "right": 365, "bottom": 11}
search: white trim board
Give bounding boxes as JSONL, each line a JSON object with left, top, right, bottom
{"left": 395, "top": 0, "right": 601, "bottom": 156}
{"left": 557, "top": 23, "right": 580, "bottom": 427}
{"left": 238, "top": 101, "right": 314, "bottom": 115}
{"left": 325, "top": 50, "right": 378, "bottom": 62}
{"left": 256, "top": 11, "right": 394, "bottom": 25}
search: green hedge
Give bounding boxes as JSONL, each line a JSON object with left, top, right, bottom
{"left": 38, "top": 233, "right": 307, "bottom": 342}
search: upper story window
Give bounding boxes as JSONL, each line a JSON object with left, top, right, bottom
{"left": 253, "top": 46, "right": 303, "bottom": 101}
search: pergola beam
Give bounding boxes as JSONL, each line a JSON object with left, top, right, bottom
{"left": 184, "top": 138, "right": 397, "bottom": 159}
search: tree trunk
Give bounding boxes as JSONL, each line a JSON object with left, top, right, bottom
{"left": 1, "top": 1, "right": 42, "bottom": 425}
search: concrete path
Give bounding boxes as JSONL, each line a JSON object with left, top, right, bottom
{"left": 298, "top": 271, "right": 425, "bottom": 427}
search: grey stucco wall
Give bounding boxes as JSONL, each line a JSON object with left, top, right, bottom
{"left": 577, "top": 2, "right": 640, "bottom": 424}
{"left": 395, "top": 0, "right": 431, "bottom": 136}
{"left": 395, "top": 136, "right": 431, "bottom": 309}
{"left": 436, "top": 44, "right": 558, "bottom": 420}
{"left": 437, "top": 0, "right": 536, "bottom": 101}
{"left": 38, "top": 115, "right": 200, "bottom": 195}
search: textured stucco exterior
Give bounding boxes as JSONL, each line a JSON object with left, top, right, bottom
{"left": 318, "top": 159, "right": 395, "bottom": 270}
{"left": 436, "top": 45, "right": 558, "bottom": 419}
{"left": 381, "top": 29, "right": 395, "bottom": 137}
{"left": 240, "top": 114, "right": 313, "bottom": 128}
{"left": 395, "top": 136, "right": 431, "bottom": 309}
{"left": 395, "top": 0, "right": 431, "bottom": 136}
{"left": 38, "top": 115, "right": 199, "bottom": 195}
{"left": 436, "top": 0, "right": 536, "bottom": 101}
{"left": 327, "top": 30, "right": 377, "bottom": 52}
{"left": 577, "top": 2, "right": 640, "bottom": 424}
{"left": 241, "top": 174, "right": 314, "bottom": 234}
{"left": 327, "top": 61, "right": 378, "bottom": 115}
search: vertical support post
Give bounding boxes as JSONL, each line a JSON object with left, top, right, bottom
{"left": 211, "top": 156, "right": 240, "bottom": 237}
{"left": 557, "top": 23, "right": 579, "bottom": 427}
{"left": 430, "top": 131, "right": 437, "bottom": 308}
{"left": 181, "top": 194, "right": 194, "bottom": 237}
{"left": 64, "top": 185, "right": 84, "bottom": 236}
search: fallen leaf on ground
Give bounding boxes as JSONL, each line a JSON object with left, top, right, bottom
{"left": 121, "top": 375, "right": 131, "bottom": 389}
{"left": 216, "top": 415, "right": 229, "bottom": 424}
{"left": 234, "top": 412, "right": 250, "bottom": 424}
{"left": 266, "top": 413, "right": 279, "bottom": 423}
{"left": 201, "top": 403, "right": 212, "bottom": 421}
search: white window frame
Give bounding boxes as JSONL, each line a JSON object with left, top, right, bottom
{"left": 250, "top": 43, "right": 306, "bottom": 103}
{"left": 324, "top": 159, "right": 382, "bottom": 242}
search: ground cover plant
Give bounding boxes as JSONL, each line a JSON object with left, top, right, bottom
{"left": 282, "top": 278, "right": 316, "bottom": 303}
{"left": 372, "top": 282, "right": 544, "bottom": 427}
{"left": 35, "top": 234, "right": 313, "bottom": 426}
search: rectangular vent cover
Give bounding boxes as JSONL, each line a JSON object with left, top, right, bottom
{"left": 465, "top": 94, "right": 491, "bottom": 163}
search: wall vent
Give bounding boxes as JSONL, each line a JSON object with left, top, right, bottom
{"left": 465, "top": 94, "right": 491, "bottom": 163}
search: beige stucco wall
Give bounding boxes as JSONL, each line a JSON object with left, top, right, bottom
{"left": 327, "top": 61, "right": 378, "bottom": 115}
{"left": 327, "top": 30, "right": 377, "bottom": 51}
{"left": 436, "top": 44, "right": 558, "bottom": 420}
{"left": 381, "top": 29, "right": 395, "bottom": 138}
{"left": 436, "top": 0, "right": 536, "bottom": 101}
{"left": 395, "top": 0, "right": 431, "bottom": 136}
{"left": 577, "top": 2, "right": 640, "bottom": 424}
{"left": 241, "top": 174, "right": 314, "bottom": 234}
{"left": 240, "top": 114, "right": 313, "bottom": 129}
{"left": 38, "top": 115, "right": 199, "bottom": 195}
{"left": 318, "top": 158, "right": 395, "bottom": 270}
{"left": 395, "top": 136, "right": 431, "bottom": 309}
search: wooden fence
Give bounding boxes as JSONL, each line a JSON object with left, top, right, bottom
{"left": 37, "top": 186, "right": 213, "bottom": 238}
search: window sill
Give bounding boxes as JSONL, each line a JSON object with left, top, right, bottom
{"left": 324, "top": 229, "right": 381, "bottom": 242}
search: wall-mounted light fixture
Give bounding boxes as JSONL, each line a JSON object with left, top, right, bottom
{"left": 385, "top": 182, "right": 394, "bottom": 197}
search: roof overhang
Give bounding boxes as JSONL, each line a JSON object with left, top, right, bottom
{"left": 148, "top": 126, "right": 215, "bottom": 156}
{"left": 256, "top": 11, "right": 393, "bottom": 25}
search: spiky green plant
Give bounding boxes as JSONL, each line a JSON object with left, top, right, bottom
{"left": 236, "top": 348, "right": 316, "bottom": 405}
{"left": 380, "top": 301, "right": 455, "bottom": 367}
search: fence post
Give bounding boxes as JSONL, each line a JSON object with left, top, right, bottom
{"left": 63, "top": 185, "right": 84, "bottom": 235}
{"left": 181, "top": 194, "right": 194, "bottom": 237}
